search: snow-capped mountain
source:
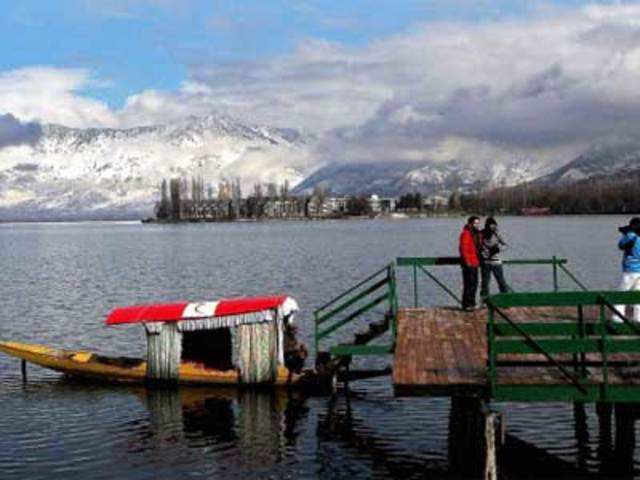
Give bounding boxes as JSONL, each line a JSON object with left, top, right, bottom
{"left": 293, "top": 159, "right": 540, "bottom": 197}
{"left": 535, "top": 142, "right": 640, "bottom": 186}
{"left": 0, "top": 115, "right": 317, "bottom": 219}
{"left": 5, "top": 111, "right": 637, "bottom": 220}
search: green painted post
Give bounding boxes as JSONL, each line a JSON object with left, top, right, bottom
{"left": 578, "top": 305, "right": 586, "bottom": 378}
{"left": 552, "top": 256, "right": 559, "bottom": 292}
{"left": 388, "top": 264, "right": 398, "bottom": 341}
{"left": 488, "top": 306, "right": 496, "bottom": 397}
{"left": 599, "top": 303, "right": 609, "bottom": 401}
{"left": 314, "top": 311, "right": 319, "bottom": 355}
{"left": 413, "top": 264, "right": 419, "bottom": 308}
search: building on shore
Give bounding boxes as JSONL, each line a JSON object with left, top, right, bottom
{"left": 153, "top": 177, "right": 458, "bottom": 222}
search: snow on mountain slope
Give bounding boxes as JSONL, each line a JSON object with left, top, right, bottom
{"left": 0, "top": 115, "right": 317, "bottom": 219}
{"left": 4, "top": 111, "right": 627, "bottom": 220}
{"left": 293, "top": 158, "right": 544, "bottom": 197}
{"left": 535, "top": 142, "right": 640, "bottom": 186}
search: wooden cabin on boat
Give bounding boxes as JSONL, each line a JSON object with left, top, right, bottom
{"left": 106, "top": 295, "right": 300, "bottom": 384}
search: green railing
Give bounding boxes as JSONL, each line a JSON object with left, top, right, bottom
{"left": 396, "top": 256, "right": 588, "bottom": 308}
{"left": 314, "top": 264, "right": 397, "bottom": 357}
{"left": 487, "top": 291, "right": 640, "bottom": 402}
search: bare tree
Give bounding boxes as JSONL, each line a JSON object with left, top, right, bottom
{"left": 253, "top": 183, "right": 263, "bottom": 199}
{"left": 280, "top": 179, "right": 290, "bottom": 199}
{"left": 156, "top": 178, "right": 170, "bottom": 219}
{"left": 170, "top": 178, "right": 182, "bottom": 220}
{"left": 266, "top": 182, "right": 278, "bottom": 199}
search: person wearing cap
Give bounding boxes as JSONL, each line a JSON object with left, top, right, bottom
{"left": 459, "top": 216, "right": 482, "bottom": 311}
{"left": 612, "top": 217, "right": 640, "bottom": 323}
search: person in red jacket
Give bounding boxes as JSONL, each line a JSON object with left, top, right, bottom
{"left": 459, "top": 216, "right": 482, "bottom": 311}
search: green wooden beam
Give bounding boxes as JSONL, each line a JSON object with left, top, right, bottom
{"left": 503, "top": 258, "right": 567, "bottom": 265}
{"left": 495, "top": 338, "right": 640, "bottom": 355}
{"left": 316, "top": 276, "right": 389, "bottom": 325}
{"left": 492, "top": 384, "right": 640, "bottom": 403}
{"left": 316, "top": 293, "right": 388, "bottom": 341}
{"left": 494, "top": 322, "right": 640, "bottom": 337}
{"left": 315, "top": 264, "right": 389, "bottom": 313}
{"left": 330, "top": 344, "right": 394, "bottom": 356}
{"left": 395, "top": 257, "right": 569, "bottom": 267}
{"left": 488, "top": 303, "right": 587, "bottom": 393}
{"left": 489, "top": 290, "right": 640, "bottom": 308}
{"left": 396, "top": 256, "right": 460, "bottom": 266}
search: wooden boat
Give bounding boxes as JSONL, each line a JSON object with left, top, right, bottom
{"left": 0, "top": 341, "right": 305, "bottom": 385}
{"left": 0, "top": 295, "right": 314, "bottom": 388}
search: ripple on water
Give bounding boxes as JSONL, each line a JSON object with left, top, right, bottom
{"left": 0, "top": 218, "right": 638, "bottom": 479}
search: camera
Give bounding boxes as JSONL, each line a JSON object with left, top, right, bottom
{"left": 619, "top": 225, "right": 632, "bottom": 234}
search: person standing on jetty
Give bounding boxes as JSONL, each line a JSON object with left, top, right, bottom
{"left": 459, "top": 216, "right": 482, "bottom": 311}
{"left": 613, "top": 217, "right": 640, "bottom": 323}
{"left": 480, "top": 217, "right": 510, "bottom": 300}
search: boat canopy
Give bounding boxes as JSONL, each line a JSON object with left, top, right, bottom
{"left": 106, "top": 295, "right": 299, "bottom": 331}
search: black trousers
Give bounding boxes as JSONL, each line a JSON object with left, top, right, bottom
{"left": 480, "top": 263, "right": 509, "bottom": 299}
{"left": 461, "top": 266, "right": 479, "bottom": 309}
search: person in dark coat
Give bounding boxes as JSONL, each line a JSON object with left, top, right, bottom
{"left": 284, "top": 323, "right": 308, "bottom": 374}
{"left": 480, "top": 217, "right": 510, "bottom": 300}
{"left": 459, "top": 216, "right": 482, "bottom": 311}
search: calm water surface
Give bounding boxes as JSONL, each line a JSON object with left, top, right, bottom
{"left": 0, "top": 217, "right": 635, "bottom": 479}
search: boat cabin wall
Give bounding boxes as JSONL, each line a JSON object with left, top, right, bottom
{"left": 145, "top": 322, "right": 182, "bottom": 382}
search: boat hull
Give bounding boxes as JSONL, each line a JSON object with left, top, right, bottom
{"left": 0, "top": 341, "right": 305, "bottom": 387}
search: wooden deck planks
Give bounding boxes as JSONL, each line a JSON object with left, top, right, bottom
{"left": 392, "top": 306, "right": 640, "bottom": 394}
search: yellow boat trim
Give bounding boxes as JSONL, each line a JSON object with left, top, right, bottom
{"left": 0, "top": 341, "right": 303, "bottom": 386}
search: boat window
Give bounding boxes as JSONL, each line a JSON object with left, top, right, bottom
{"left": 182, "top": 328, "right": 233, "bottom": 370}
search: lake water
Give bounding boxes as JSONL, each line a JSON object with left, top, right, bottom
{"left": 0, "top": 216, "right": 636, "bottom": 479}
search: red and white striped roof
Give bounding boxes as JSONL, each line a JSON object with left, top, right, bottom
{"left": 106, "top": 295, "right": 298, "bottom": 326}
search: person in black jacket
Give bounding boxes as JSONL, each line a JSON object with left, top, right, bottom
{"left": 480, "top": 217, "right": 510, "bottom": 300}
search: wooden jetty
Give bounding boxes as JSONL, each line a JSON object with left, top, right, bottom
{"left": 315, "top": 257, "right": 640, "bottom": 478}
{"left": 393, "top": 305, "right": 640, "bottom": 398}
{"left": 316, "top": 257, "right": 640, "bottom": 403}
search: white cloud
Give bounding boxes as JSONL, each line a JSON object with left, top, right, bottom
{"left": 4, "top": 3, "right": 640, "bottom": 169}
{"left": 0, "top": 67, "right": 116, "bottom": 128}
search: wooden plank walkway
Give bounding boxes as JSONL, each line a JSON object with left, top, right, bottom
{"left": 392, "top": 306, "right": 640, "bottom": 396}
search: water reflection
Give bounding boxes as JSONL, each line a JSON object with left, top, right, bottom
{"left": 134, "top": 387, "right": 309, "bottom": 475}
{"left": 5, "top": 374, "right": 640, "bottom": 479}
{"left": 4, "top": 218, "right": 640, "bottom": 479}
{"left": 317, "top": 394, "right": 447, "bottom": 479}
{"left": 317, "top": 393, "right": 640, "bottom": 479}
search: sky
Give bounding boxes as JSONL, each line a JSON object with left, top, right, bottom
{"left": 2, "top": 0, "right": 640, "bottom": 167}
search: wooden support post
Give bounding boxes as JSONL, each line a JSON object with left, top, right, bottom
{"left": 21, "top": 359, "right": 27, "bottom": 382}
{"left": 614, "top": 403, "right": 636, "bottom": 475}
{"left": 343, "top": 364, "right": 350, "bottom": 398}
{"left": 448, "top": 397, "right": 482, "bottom": 476}
{"left": 484, "top": 410, "right": 498, "bottom": 480}
{"left": 573, "top": 403, "right": 589, "bottom": 471}
{"left": 448, "top": 397, "right": 500, "bottom": 479}
{"left": 413, "top": 264, "right": 418, "bottom": 307}
{"left": 596, "top": 402, "right": 613, "bottom": 475}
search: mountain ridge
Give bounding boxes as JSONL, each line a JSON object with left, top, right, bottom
{"left": 3, "top": 113, "right": 640, "bottom": 220}
{"left": 0, "top": 115, "right": 318, "bottom": 220}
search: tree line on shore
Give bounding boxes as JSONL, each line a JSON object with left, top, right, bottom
{"left": 153, "top": 177, "right": 379, "bottom": 221}
{"left": 154, "top": 170, "right": 640, "bottom": 222}
{"left": 460, "top": 169, "right": 640, "bottom": 215}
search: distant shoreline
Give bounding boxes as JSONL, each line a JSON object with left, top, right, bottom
{"left": 2, "top": 212, "right": 637, "bottom": 225}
